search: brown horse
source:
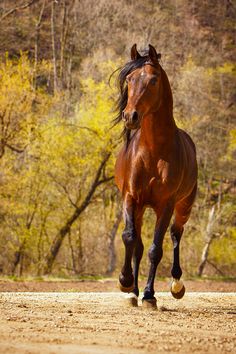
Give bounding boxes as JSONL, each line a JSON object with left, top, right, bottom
{"left": 114, "top": 44, "right": 197, "bottom": 307}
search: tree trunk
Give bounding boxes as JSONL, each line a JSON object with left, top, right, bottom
{"left": 59, "top": 0, "right": 68, "bottom": 87}
{"left": 11, "top": 240, "right": 26, "bottom": 275}
{"left": 34, "top": 0, "right": 46, "bottom": 89}
{"left": 51, "top": 0, "right": 58, "bottom": 92}
{"left": 197, "top": 205, "right": 216, "bottom": 276}
{"left": 11, "top": 249, "right": 22, "bottom": 275}
{"left": 43, "top": 153, "right": 111, "bottom": 274}
{"left": 68, "top": 229, "right": 77, "bottom": 273}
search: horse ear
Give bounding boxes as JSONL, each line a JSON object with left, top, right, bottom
{"left": 131, "top": 44, "right": 141, "bottom": 60}
{"left": 148, "top": 44, "right": 161, "bottom": 62}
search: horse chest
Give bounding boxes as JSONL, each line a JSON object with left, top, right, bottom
{"left": 128, "top": 156, "right": 178, "bottom": 204}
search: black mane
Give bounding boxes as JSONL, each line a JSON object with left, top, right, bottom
{"left": 112, "top": 52, "right": 160, "bottom": 147}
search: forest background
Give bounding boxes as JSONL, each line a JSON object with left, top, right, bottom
{"left": 0, "top": 0, "right": 235, "bottom": 279}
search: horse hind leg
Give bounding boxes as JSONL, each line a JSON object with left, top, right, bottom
{"left": 170, "top": 222, "right": 185, "bottom": 299}
{"left": 170, "top": 185, "right": 197, "bottom": 299}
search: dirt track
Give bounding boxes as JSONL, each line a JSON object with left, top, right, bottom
{"left": 0, "top": 286, "right": 236, "bottom": 354}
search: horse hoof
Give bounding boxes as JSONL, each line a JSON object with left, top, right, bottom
{"left": 170, "top": 279, "right": 185, "bottom": 299}
{"left": 119, "top": 282, "right": 135, "bottom": 293}
{"left": 124, "top": 293, "right": 138, "bottom": 307}
{"left": 142, "top": 297, "right": 157, "bottom": 309}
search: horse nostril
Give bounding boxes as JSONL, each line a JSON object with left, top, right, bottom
{"left": 132, "top": 111, "right": 138, "bottom": 122}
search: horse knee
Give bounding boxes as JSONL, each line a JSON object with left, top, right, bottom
{"left": 122, "top": 229, "right": 136, "bottom": 247}
{"left": 149, "top": 243, "right": 163, "bottom": 265}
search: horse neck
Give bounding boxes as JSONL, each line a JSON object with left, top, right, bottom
{"left": 140, "top": 68, "right": 176, "bottom": 153}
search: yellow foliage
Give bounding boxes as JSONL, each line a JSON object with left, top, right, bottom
{"left": 0, "top": 60, "right": 121, "bottom": 248}
{"left": 227, "top": 129, "right": 236, "bottom": 161}
{"left": 0, "top": 53, "right": 57, "bottom": 156}
{"left": 210, "top": 228, "right": 236, "bottom": 266}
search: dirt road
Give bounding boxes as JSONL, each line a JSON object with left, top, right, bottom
{"left": 0, "top": 290, "right": 235, "bottom": 354}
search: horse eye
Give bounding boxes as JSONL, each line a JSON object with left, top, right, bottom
{"left": 150, "top": 77, "right": 157, "bottom": 85}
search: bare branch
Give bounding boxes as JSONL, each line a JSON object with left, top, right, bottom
{"left": 96, "top": 175, "right": 114, "bottom": 186}
{"left": 206, "top": 260, "right": 225, "bottom": 276}
{"left": 62, "top": 123, "right": 100, "bottom": 136}
{"left": 0, "top": 0, "right": 40, "bottom": 22}
{"left": 51, "top": 176, "right": 79, "bottom": 208}
{"left": 5, "top": 143, "right": 27, "bottom": 153}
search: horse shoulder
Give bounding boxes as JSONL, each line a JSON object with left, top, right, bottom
{"left": 114, "top": 146, "right": 126, "bottom": 192}
{"left": 114, "top": 134, "right": 144, "bottom": 196}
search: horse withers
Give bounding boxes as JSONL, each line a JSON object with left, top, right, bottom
{"left": 114, "top": 44, "right": 197, "bottom": 307}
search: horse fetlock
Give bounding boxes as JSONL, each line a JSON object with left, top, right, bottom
{"left": 143, "top": 288, "right": 155, "bottom": 300}
{"left": 148, "top": 243, "right": 163, "bottom": 263}
{"left": 142, "top": 289, "right": 157, "bottom": 309}
{"left": 132, "top": 286, "right": 139, "bottom": 297}
{"left": 171, "top": 266, "right": 182, "bottom": 279}
{"left": 119, "top": 272, "right": 134, "bottom": 292}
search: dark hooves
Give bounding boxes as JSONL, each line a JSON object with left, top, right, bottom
{"left": 142, "top": 297, "right": 157, "bottom": 309}
{"left": 171, "top": 285, "right": 185, "bottom": 299}
{"left": 119, "top": 273, "right": 134, "bottom": 293}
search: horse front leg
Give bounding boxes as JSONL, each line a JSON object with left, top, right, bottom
{"left": 143, "top": 201, "right": 174, "bottom": 307}
{"left": 132, "top": 236, "right": 144, "bottom": 297}
{"left": 119, "top": 194, "right": 138, "bottom": 293}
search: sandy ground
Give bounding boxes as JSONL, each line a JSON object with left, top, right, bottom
{"left": 0, "top": 281, "right": 235, "bottom": 354}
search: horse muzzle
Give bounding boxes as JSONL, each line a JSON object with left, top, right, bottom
{"left": 122, "top": 110, "right": 140, "bottom": 129}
